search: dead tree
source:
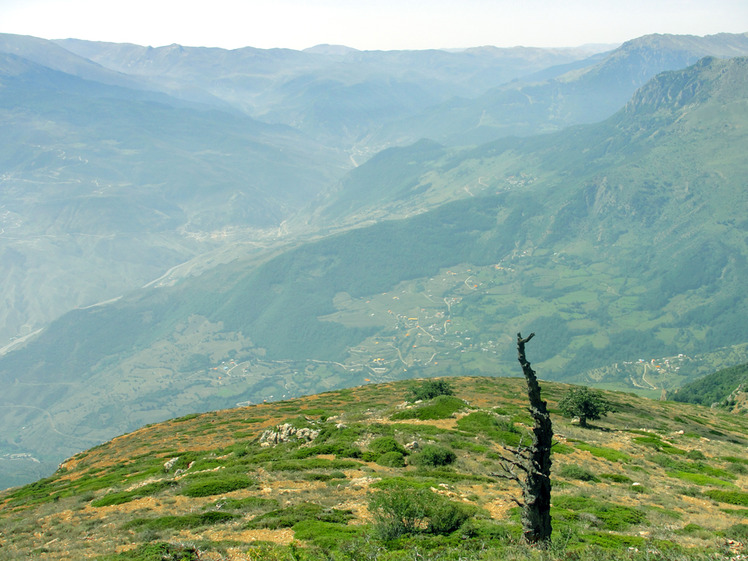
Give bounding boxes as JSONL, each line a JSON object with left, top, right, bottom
{"left": 492, "top": 332, "right": 553, "bottom": 545}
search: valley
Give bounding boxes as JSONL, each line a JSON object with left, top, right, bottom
{"left": 0, "top": 32, "right": 747, "bottom": 493}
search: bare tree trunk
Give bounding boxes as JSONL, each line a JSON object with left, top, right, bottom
{"left": 514, "top": 332, "right": 553, "bottom": 545}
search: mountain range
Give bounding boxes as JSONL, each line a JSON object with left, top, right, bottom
{"left": 0, "top": 32, "right": 747, "bottom": 489}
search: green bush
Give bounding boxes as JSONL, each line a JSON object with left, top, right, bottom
{"left": 408, "top": 379, "right": 455, "bottom": 401}
{"left": 210, "top": 496, "right": 278, "bottom": 512}
{"left": 727, "top": 462, "right": 748, "bottom": 475}
{"left": 266, "top": 458, "right": 360, "bottom": 472}
{"left": 292, "top": 520, "right": 362, "bottom": 550}
{"left": 599, "top": 473, "right": 632, "bottom": 483}
{"left": 633, "top": 436, "right": 686, "bottom": 455}
{"left": 97, "top": 542, "right": 200, "bottom": 560}
{"left": 725, "top": 524, "right": 748, "bottom": 541}
{"left": 456, "top": 411, "right": 522, "bottom": 446}
{"left": 572, "top": 442, "right": 631, "bottom": 463}
{"left": 180, "top": 475, "right": 255, "bottom": 497}
{"left": 246, "top": 502, "right": 353, "bottom": 529}
{"left": 724, "top": 456, "right": 748, "bottom": 465}
{"left": 704, "top": 489, "right": 748, "bottom": 506}
{"left": 553, "top": 496, "right": 646, "bottom": 531}
{"left": 666, "top": 471, "right": 735, "bottom": 487}
{"left": 391, "top": 395, "right": 466, "bottom": 421}
{"left": 377, "top": 451, "right": 407, "bottom": 468}
{"left": 91, "top": 480, "right": 176, "bottom": 507}
{"left": 369, "top": 436, "right": 406, "bottom": 456}
{"left": 368, "top": 483, "right": 470, "bottom": 539}
{"left": 551, "top": 442, "right": 574, "bottom": 455}
{"left": 686, "top": 449, "right": 706, "bottom": 460}
{"left": 292, "top": 443, "right": 362, "bottom": 459}
{"left": 302, "top": 471, "right": 347, "bottom": 481}
{"left": 409, "top": 445, "right": 457, "bottom": 468}
{"left": 579, "top": 532, "right": 646, "bottom": 550}
{"left": 675, "top": 523, "right": 713, "bottom": 539}
{"left": 557, "top": 464, "right": 598, "bottom": 482}
{"left": 123, "top": 511, "right": 239, "bottom": 532}
{"left": 426, "top": 497, "right": 471, "bottom": 535}
{"left": 459, "top": 519, "right": 520, "bottom": 542}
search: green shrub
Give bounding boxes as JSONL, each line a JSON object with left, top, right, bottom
{"left": 409, "top": 445, "right": 457, "bottom": 468}
{"left": 302, "top": 471, "right": 347, "bottom": 481}
{"left": 266, "top": 458, "right": 360, "bottom": 472}
{"left": 210, "top": 496, "right": 278, "bottom": 512}
{"left": 579, "top": 532, "right": 646, "bottom": 549}
{"left": 551, "top": 442, "right": 574, "bottom": 455}
{"left": 97, "top": 542, "right": 200, "bottom": 560}
{"left": 652, "top": 454, "right": 736, "bottom": 482}
{"left": 722, "top": 508, "right": 748, "bottom": 517}
{"left": 172, "top": 413, "right": 201, "bottom": 423}
{"left": 633, "top": 436, "right": 686, "bottom": 455}
{"left": 408, "top": 379, "right": 455, "bottom": 401}
{"left": 675, "top": 523, "right": 713, "bottom": 539}
{"left": 704, "top": 489, "right": 748, "bottom": 506}
{"left": 666, "top": 471, "right": 735, "bottom": 487}
{"left": 369, "top": 436, "right": 406, "bottom": 455}
{"left": 123, "top": 511, "right": 239, "bottom": 532}
{"left": 377, "top": 451, "right": 407, "bottom": 468}
{"left": 599, "top": 473, "right": 632, "bottom": 483}
{"left": 572, "top": 442, "right": 630, "bottom": 463}
{"left": 727, "top": 462, "right": 748, "bottom": 475}
{"left": 557, "top": 464, "right": 598, "bottom": 482}
{"left": 456, "top": 411, "right": 522, "bottom": 446}
{"left": 292, "top": 443, "right": 362, "bottom": 459}
{"left": 369, "top": 487, "right": 427, "bottom": 539}
{"left": 247, "top": 502, "right": 353, "bottom": 529}
{"left": 291, "top": 519, "right": 362, "bottom": 550}
{"left": 91, "top": 480, "right": 176, "bottom": 507}
{"left": 459, "top": 519, "right": 520, "bottom": 542}
{"left": 368, "top": 483, "right": 471, "bottom": 539}
{"left": 725, "top": 524, "right": 748, "bottom": 541}
{"left": 391, "top": 395, "right": 466, "bottom": 421}
{"left": 180, "top": 475, "right": 255, "bottom": 497}
{"left": 426, "top": 496, "right": 471, "bottom": 535}
{"left": 553, "top": 496, "right": 646, "bottom": 531}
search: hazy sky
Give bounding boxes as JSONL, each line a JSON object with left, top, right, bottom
{"left": 2, "top": 0, "right": 747, "bottom": 51}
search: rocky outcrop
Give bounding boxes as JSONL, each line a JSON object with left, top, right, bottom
{"left": 259, "top": 423, "right": 320, "bottom": 446}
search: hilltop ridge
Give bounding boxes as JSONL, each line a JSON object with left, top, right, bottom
{"left": 1, "top": 376, "right": 747, "bottom": 560}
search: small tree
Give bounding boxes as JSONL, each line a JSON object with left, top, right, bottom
{"left": 558, "top": 386, "right": 613, "bottom": 428}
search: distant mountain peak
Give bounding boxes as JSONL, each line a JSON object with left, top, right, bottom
{"left": 303, "top": 44, "right": 360, "bottom": 55}
{"left": 623, "top": 55, "right": 748, "bottom": 116}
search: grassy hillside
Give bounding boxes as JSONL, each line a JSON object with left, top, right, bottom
{"left": 1, "top": 376, "right": 747, "bottom": 560}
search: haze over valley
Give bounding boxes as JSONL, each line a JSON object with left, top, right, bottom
{"left": 0, "top": 30, "right": 747, "bottom": 494}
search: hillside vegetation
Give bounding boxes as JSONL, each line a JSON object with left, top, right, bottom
{"left": 1, "top": 377, "right": 747, "bottom": 560}
{"left": 675, "top": 363, "right": 748, "bottom": 410}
